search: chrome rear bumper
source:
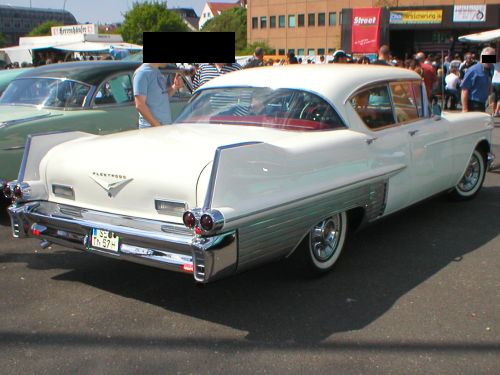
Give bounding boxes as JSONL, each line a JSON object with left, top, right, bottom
{"left": 8, "top": 201, "right": 237, "bottom": 283}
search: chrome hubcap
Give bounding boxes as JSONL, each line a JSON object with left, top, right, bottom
{"left": 458, "top": 153, "right": 481, "bottom": 192}
{"left": 310, "top": 214, "right": 342, "bottom": 262}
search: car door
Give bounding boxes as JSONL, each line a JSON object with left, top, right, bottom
{"left": 389, "top": 81, "right": 453, "bottom": 204}
{"left": 349, "top": 83, "right": 412, "bottom": 215}
{"left": 91, "top": 72, "right": 138, "bottom": 133}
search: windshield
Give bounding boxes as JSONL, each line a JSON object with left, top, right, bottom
{"left": 175, "top": 87, "right": 345, "bottom": 131}
{"left": 0, "top": 77, "right": 91, "bottom": 108}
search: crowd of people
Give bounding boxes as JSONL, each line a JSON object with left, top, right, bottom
{"left": 230, "top": 45, "right": 499, "bottom": 116}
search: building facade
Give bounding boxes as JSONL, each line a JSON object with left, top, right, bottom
{"left": 247, "top": 0, "right": 499, "bottom": 58}
{"left": 0, "top": 5, "right": 77, "bottom": 46}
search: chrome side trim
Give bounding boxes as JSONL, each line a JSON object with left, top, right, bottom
{"left": 17, "top": 134, "right": 33, "bottom": 182}
{"left": 1, "top": 145, "right": 25, "bottom": 151}
{"left": 236, "top": 180, "right": 388, "bottom": 271}
{"left": 0, "top": 113, "right": 60, "bottom": 129}
{"left": 203, "top": 141, "right": 263, "bottom": 210}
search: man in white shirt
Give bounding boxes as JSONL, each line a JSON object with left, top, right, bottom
{"left": 445, "top": 66, "right": 460, "bottom": 110}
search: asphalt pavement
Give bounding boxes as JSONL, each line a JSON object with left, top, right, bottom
{"left": 0, "top": 122, "right": 499, "bottom": 375}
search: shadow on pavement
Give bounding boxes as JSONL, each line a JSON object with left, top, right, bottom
{"left": 1, "top": 186, "right": 499, "bottom": 345}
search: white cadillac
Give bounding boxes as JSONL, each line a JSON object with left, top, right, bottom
{"left": 5, "top": 65, "right": 496, "bottom": 283}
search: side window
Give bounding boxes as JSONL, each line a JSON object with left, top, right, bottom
{"left": 94, "top": 74, "right": 133, "bottom": 106}
{"left": 164, "top": 72, "right": 191, "bottom": 99}
{"left": 411, "top": 80, "right": 424, "bottom": 117}
{"left": 389, "top": 81, "right": 419, "bottom": 123}
{"left": 350, "top": 85, "right": 395, "bottom": 130}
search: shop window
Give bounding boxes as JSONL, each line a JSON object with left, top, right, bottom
{"left": 279, "top": 15, "right": 285, "bottom": 28}
{"left": 298, "top": 48, "right": 305, "bottom": 56}
{"left": 329, "top": 12, "right": 337, "bottom": 26}
{"left": 339, "top": 11, "right": 343, "bottom": 25}
{"left": 318, "top": 13, "right": 325, "bottom": 26}
{"left": 278, "top": 49, "right": 285, "bottom": 55}
{"left": 260, "top": 16, "right": 267, "bottom": 29}
{"left": 308, "top": 13, "right": 315, "bottom": 27}
{"left": 328, "top": 48, "right": 336, "bottom": 54}
{"left": 298, "top": 14, "right": 305, "bottom": 27}
{"left": 269, "top": 49, "right": 276, "bottom": 55}
{"left": 288, "top": 49, "right": 295, "bottom": 55}
{"left": 270, "top": 16, "right": 276, "bottom": 28}
{"left": 308, "top": 48, "right": 315, "bottom": 56}
{"left": 252, "top": 17, "right": 258, "bottom": 29}
{"left": 318, "top": 48, "right": 325, "bottom": 55}
{"left": 288, "top": 15, "right": 296, "bottom": 28}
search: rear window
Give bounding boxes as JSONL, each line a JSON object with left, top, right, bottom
{"left": 176, "top": 87, "right": 346, "bottom": 131}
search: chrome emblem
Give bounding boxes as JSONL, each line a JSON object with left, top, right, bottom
{"left": 90, "top": 172, "right": 133, "bottom": 197}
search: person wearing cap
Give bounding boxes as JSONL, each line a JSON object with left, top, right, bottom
{"left": 461, "top": 47, "right": 496, "bottom": 112}
{"left": 244, "top": 47, "right": 265, "bottom": 69}
{"left": 333, "top": 50, "right": 348, "bottom": 63}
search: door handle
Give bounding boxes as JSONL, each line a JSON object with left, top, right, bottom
{"left": 408, "top": 129, "right": 419, "bottom": 136}
{"left": 365, "top": 137, "right": 378, "bottom": 145}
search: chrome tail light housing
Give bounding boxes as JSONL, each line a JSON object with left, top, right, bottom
{"left": 182, "top": 209, "right": 225, "bottom": 235}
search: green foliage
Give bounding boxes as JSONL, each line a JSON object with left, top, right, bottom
{"left": 28, "top": 20, "right": 63, "bottom": 36}
{"left": 201, "top": 7, "right": 247, "bottom": 54}
{"left": 121, "top": 1, "right": 189, "bottom": 45}
{"left": 239, "top": 41, "right": 274, "bottom": 56}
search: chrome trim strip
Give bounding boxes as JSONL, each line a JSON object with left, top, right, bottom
{"left": 0, "top": 145, "right": 25, "bottom": 151}
{"left": 17, "top": 134, "right": 33, "bottom": 182}
{"left": 0, "top": 114, "right": 60, "bottom": 129}
{"left": 425, "top": 130, "right": 492, "bottom": 149}
{"left": 203, "top": 141, "right": 263, "bottom": 210}
{"left": 225, "top": 164, "right": 406, "bottom": 225}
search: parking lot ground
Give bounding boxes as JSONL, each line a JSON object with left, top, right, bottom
{"left": 0, "top": 122, "right": 499, "bottom": 374}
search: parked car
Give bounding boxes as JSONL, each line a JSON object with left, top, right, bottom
{"left": 0, "top": 61, "right": 193, "bottom": 192}
{"left": 6, "top": 65, "right": 495, "bottom": 283}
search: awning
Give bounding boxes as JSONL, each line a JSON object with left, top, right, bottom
{"left": 52, "top": 42, "right": 143, "bottom": 52}
{"left": 458, "top": 28, "right": 500, "bottom": 43}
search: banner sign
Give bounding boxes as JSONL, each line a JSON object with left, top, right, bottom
{"left": 351, "top": 8, "right": 382, "bottom": 54}
{"left": 389, "top": 10, "right": 443, "bottom": 24}
{"left": 51, "top": 24, "right": 97, "bottom": 36}
{"left": 453, "top": 5, "right": 486, "bottom": 22}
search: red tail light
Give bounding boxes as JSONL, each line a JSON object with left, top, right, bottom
{"left": 183, "top": 211, "right": 196, "bottom": 228}
{"left": 200, "top": 214, "right": 214, "bottom": 231}
{"left": 182, "top": 263, "right": 194, "bottom": 273}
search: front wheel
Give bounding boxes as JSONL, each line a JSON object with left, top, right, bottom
{"left": 449, "top": 149, "right": 486, "bottom": 201}
{"left": 292, "top": 211, "right": 348, "bottom": 275}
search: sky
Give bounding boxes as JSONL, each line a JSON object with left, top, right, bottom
{"left": 0, "top": 0, "right": 237, "bottom": 24}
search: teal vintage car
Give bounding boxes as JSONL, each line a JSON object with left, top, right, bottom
{"left": 0, "top": 61, "right": 192, "bottom": 191}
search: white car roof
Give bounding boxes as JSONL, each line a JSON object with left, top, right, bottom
{"left": 198, "top": 64, "right": 422, "bottom": 105}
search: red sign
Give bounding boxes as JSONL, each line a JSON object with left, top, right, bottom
{"left": 351, "top": 8, "right": 382, "bottom": 54}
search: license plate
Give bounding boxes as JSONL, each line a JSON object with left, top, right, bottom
{"left": 90, "top": 228, "right": 120, "bottom": 252}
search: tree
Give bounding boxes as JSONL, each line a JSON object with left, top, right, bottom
{"left": 239, "top": 41, "right": 274, "bottom": 56}
{"left": 28, "top": 20, "right": 63, "bottom": 36}
{"left": 121, "top": 2, "right": 189, "bottom": 45}
{"left": 201, "top": 7, "right": 247, "bottom": 54}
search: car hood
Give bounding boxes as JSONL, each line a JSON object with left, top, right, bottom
{"left": 43, "top": 123, "right": 297, "bottom": 223}
{"left": 0, "top": 105, "right": 59, "bottom": 127}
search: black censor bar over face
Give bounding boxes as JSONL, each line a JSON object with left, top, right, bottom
{"left": 143, "top": 32, "right": 236, "bottom": 63}
{"left": 481, "top": 54, "right": 497, "bottom": 64}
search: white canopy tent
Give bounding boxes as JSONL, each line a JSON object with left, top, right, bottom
{"left": 458, "top": 28, "right": 500, "bottom": 43}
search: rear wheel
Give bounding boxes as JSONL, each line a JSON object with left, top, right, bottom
{"left": 449, "top": 149, "right": 486, "bottom": 201}
{"left": 293, "top": 211, "right": 348, "bottom": 274}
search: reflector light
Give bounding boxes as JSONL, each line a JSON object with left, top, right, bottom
{"left": 182, "top": 211, "right": 196, "bottom": 228}
{"left": 182, "top": 263, "right": 194, "bottom": 273}
{"left": 32, "top": 229, "right": 42, "bottom": 236}
{"left": 200, "top": 214, "right": 214, "bottom": 231}
{"left": 195, "top": 227, "right": 202, "bottom": 235}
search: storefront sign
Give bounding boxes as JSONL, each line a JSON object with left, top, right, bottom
{"left": 453, "top": 5, "right": 486, "bottom": 22}
{"left": 389, "top": 10, "right": 443, "bottom": 24}
{"left": 351, "top": 8, "right": 382, "bottom": 54}
{"left": 51, "top": 24, "right": 97, "bottom": 36}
